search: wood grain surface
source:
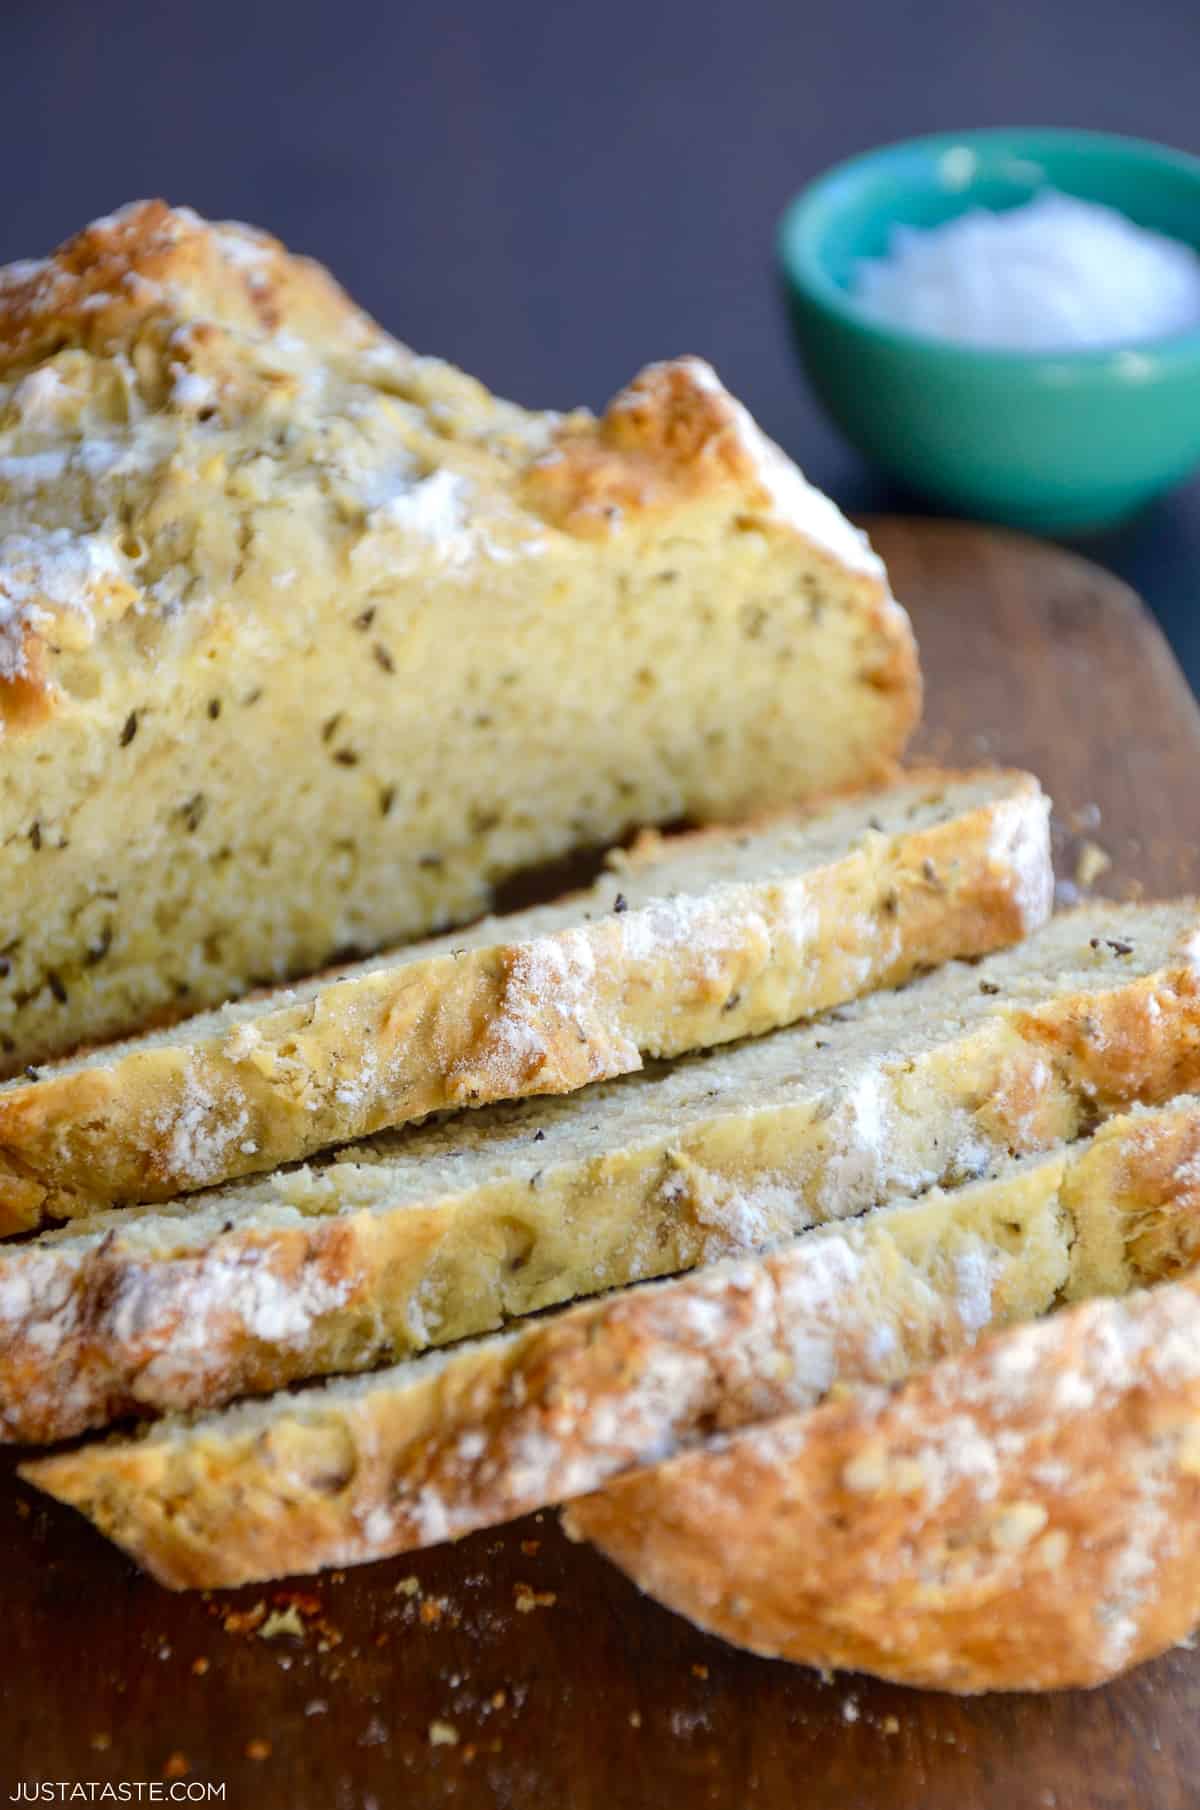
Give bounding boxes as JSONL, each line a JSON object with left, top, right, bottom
{"left": 3, "top": 519, "right": 1199, "bottom": 1810}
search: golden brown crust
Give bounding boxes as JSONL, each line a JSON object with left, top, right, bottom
{"left": 0, "top": 200, "right": 374, "bottom": 377}
{"left": 568, "top": 1276, "right": 1200, "bottom": 1692}
{"left": 1102, "top": 1110, "right": 1200, "bottom": 1286}
{"left": 523, "top": 357, "right": 779, "bottom": 532}
{"left": 0, "top": 770, "right": 1048, "bottom": 1226}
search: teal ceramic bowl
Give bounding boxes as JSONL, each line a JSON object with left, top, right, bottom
{"left": 778, "top": 129, "right": 1200, "bottom": 531}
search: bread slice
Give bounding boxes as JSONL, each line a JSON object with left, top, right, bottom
{"left": 0, "top": 201, "right": 919, "bottom": 1075}
{"left": 23, "top": 1080, "right": 1200, "bottom": 1590}
{"left": 4, "top": 901, "right": 1195, "bottom": 1444}
{"left": 0, "top": 766, "right": 1050, "bottom": 1226}
{"left": 566, "top": 1235, "right": 1200, "bottom": 1692}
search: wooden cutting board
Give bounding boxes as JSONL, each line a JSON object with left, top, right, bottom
{"left": 4, "top": 518, "right": 1200, "bottom": 1810}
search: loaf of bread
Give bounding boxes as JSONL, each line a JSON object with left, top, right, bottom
{"left": 4, "top": 899, "right": 1189, "bottom": 1443}
{"left": 0, "top": 200, "right": 919, "bottom": 1074}
{"left": 566, "top": 1219, "right": 1200, "bottom": 1692}
{"left": 0, "top": 767, "right": 1049, "bottom": 1225}
{"left": 25, "top": 1091, "right": 1200, "bottom": 1590}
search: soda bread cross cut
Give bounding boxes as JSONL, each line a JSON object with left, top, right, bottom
{"left": 23, "top": 949, "right": 1200, "bottom": 1588}
{"left": 0, "top": 766, "right": 1049, "bottom": 1226}
{"left": 2, "top": 900, "right": 1192, "bottom": 1444}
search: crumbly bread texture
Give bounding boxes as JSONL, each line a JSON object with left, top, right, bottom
{"left": 0, "top": 767, "right": 1050, "bottom": 1226}
{"left": 567, "top": 1248, "right": 1200, "bottom": 1692}
{"left": 23, "top": 1081, "right": 1200, "bottom": 1589}
{"left": 0, "top": 201, "right": 918, "bottom": 1075}
{"left": 3, "top": 900, "right": 1192, "bottom": 1445}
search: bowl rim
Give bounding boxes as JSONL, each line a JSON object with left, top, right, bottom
{"left": 777, "top": 126, "right": 1200, "bottom": 369}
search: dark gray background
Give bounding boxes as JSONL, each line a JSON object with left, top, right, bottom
{"left": 4, "top": 0, "right": 1199, "bottom": 688}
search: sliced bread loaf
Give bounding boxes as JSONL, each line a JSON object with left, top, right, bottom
{"left": 566, "top": 1217, "right": 1200, "bottom": 1691}
{"left": 3, "top": 901, "right": 1197, "bottom": 1442}
{"left": 0, "top": 202, "right": 919, "bottom": 1073}
{"left": 24, "top": 1091, "right": 1200, "bottom": 1589}
{"left": 0, "top": 766, "right": 1050, "bottom": 1224}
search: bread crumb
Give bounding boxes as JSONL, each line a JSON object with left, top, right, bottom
{"left": 691, "top": 1663, "right": 709, "bottom": 1679}
{"left": 629, "top": 1711, "right": 642, "bottom": 1729}
{"left": 191, "top": 1657, "right": 209, "bottom": 1676}
{"left": 259, "top": 1605, "right": 306, "bottom": 1641}
{"left": 429, "top": 1720, "right": 459, "bottom": 1748}
{"left": 419, "top": 1597, "right": 444, "bottom": 1626}
{"left": 89, "top": 1733, "right": 112, "bottom": 1753}
{"left": 395, "top": 1575, "right": 421, "bottom": 1596}
{"left": 842, "top": 1696, "right": 859, "bottom": 1723}
{"left": 162, "top": 1754, "right": 189, "bottom": 1780}
{"left": 514, "top": 1583, "right": 557, "bottom": 1613}
{"left": 520, "top": 1538, "right": 541, "bottom": 1556}
{"left": 491, "top": 1690, "right": 507, "bottom": 1710}
{"left": 882, "top": 1715, "right": 900, "bottom": 1734}
{"left": 1075, "top": 840, "right": 1111, "bottom": 888}
{"left": 222, "top": 1601, "right": 266, "bottom": 1635}
{"left": 245, "top": 1738, "right": 272, "bottom": 1761}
